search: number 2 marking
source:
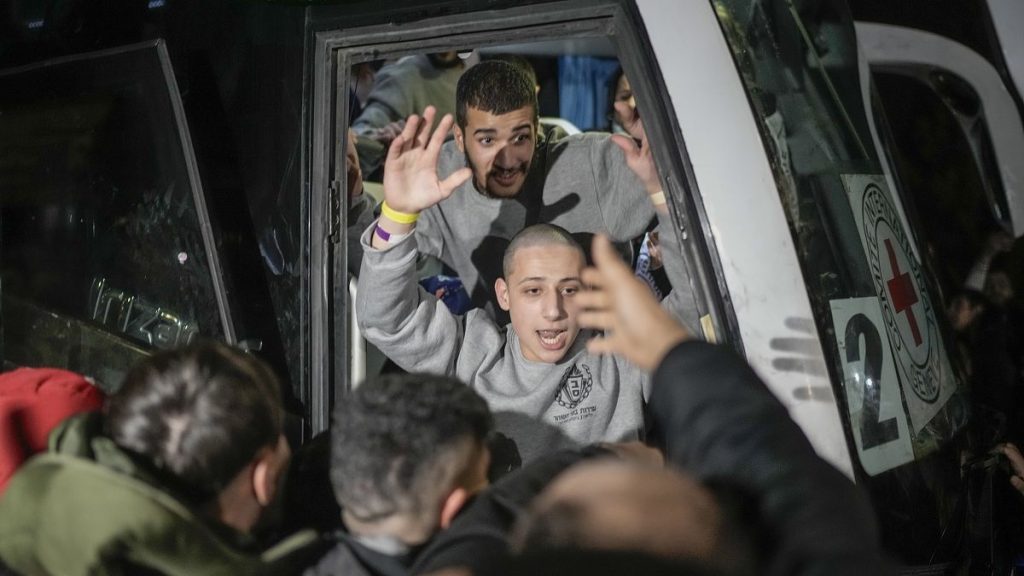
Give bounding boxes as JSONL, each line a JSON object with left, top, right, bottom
{"left": 845, "top": 313, "right": 899, "bottom": 449}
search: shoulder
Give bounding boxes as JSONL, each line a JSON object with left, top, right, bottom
{"left": 545, "top": 131, "right": 610, "bottom": 153}
{"left": 303, "top": 541, "right": 372, "bottom": 576}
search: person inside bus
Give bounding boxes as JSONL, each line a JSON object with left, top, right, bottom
{"left": 303, "top": 372, "right": 493, "bottom": 576}
{"left": 352, "top": 51, "right": 469, "bottom": 179}
{"left": 348, "top": 60, "right": 700, "bottom": 331}
{"left": 0, "top": 342, "right": 321, "bottom": 575}
{"left": 356, "top": 106, "right": 692, "bottom": 470}
{"left": 606, "top": 66, "right": 636, "bottom": 139}
{"left": 387, "top": 235, "right": 891, "bottom": 576}
{"left": 500, "top": 234, "right": 893, "bottom": 576}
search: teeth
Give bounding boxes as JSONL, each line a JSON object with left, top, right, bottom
{"left": 539, "top": 330, "right": 564, "bottom": 345}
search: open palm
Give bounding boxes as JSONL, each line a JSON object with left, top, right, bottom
{"left": 382, "top": 106, "right": 471, "bottom": 214}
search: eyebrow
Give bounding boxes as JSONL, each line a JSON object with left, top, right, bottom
{"left": 473, "top": 123, "right": 533, "bottom": 136}
{"left": 516, "top": 276, "right": 582, "bottom": 286}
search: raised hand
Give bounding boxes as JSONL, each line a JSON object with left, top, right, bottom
{"left": 997, "top": 443, "right": 1024, "bottom": 496}
{"left": 382, "top": 106, "right": 472, "bottom": 215}
{"left": 611, "top": 130, "right": 661, "bottom": 197}
{"left": 577, "top": 234, "right": 690, "bottom": 371}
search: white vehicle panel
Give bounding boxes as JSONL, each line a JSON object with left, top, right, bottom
{"left": 636, "top": 0, "right": 854, "bottom": 478}
{"left": 856, "top": 21, "right": 1024, "bottom": 236}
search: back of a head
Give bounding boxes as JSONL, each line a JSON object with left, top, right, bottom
{"left": 491, "top": 548, "right": 727, "bottom": 576}
{"left": 330, "top": 373, "right": 493, "bottom": 540}
{"left": 456, "top": 60, "right": 538, "bottom": 128}
{"left": 502, "top": 223, "right": 586, "bottom": 279}
{"left": 105, "top": 341, "right": 282, "bottom": 501}
{"left": 511, "top": 460, "right": 756, "bottom": 576}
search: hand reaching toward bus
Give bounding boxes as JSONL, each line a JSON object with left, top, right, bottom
{"left": 382, "top": 106, "right": 471, "bottom": 215}
{"left": 577, "top": 234, "right": 690, "bottom": 371}
{"left": 997, "top": 443, "right": 1024, "bottom": 496}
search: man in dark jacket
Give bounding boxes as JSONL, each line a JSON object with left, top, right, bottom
{"left": 304, "top": 373, "right": 494, "bottom": 576}
{"left": 409, "top": 235, "right": 893, "bottom": 576}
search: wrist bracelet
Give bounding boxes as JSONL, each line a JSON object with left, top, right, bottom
{"left": 649, "top": 190, "right": 667, "bottom": 207}
{"left": 375, "top": 223, "right": 412, "bottom": 244}
{"left": 381, "top": 201, "right": 419, "bottom": 224}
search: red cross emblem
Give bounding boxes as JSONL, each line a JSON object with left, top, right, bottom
{"left": 884, "top": 238, "right": 922, "bottom": 346}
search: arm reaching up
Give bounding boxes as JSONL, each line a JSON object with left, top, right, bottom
{"left": 576, "top": 234, "right": 690, "bottom": 370}
{"left": 371, "top": 106, "right": 471, "bottom": 250}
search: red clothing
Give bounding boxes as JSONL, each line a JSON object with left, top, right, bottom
{"left": 0, "top": 367, "right": 104, "bottom": 493}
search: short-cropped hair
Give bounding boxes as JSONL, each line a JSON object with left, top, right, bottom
{"left": 105, "top": 341, "right": 283, "bottom": 500}
{"left": 330, "top": 373, "right": 493, "bottom": 524}
{"left": 456, "top": 60, "right": 538, "bottom": 129}
{"left": 503, "top": 223, "right": 586, "bottom": 279}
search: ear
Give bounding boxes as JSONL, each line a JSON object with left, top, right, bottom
{"left": 439, "top": 487, "right": 470, "bottom": 529}
{"left": 454, "top": 124, "right": 465, "bottom": 153}
{"left": 495, "top": 277, "right": 511, "bottom": 311}
{"left": 252, "top": 436, "right": 289, "bottom": 507}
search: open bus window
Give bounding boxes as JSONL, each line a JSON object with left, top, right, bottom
{"left": 338, "top": 36, "right": 703, "bottom": 387}
{"left": 0, "top": 41, "right": 228, "bottom": 388}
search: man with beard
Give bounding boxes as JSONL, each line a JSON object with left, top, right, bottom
{"left": 350, "top": 60, "right": 699, "bottom": 330}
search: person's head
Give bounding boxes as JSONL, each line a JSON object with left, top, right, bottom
{"left": 606, "top": 67, "right": 636, "bottom": 132}
{"left": 984, "top": 258, "right": 1015, "bottom": 307}
{"left": 495, "top": 224, "right": 587, "bottom": 364}
{"left": 454, "top": 60, "right": 539, "bottom": 198}
{"left": 513, "top": 460, "right": 734, "bottom": 572}
{"left": 330, "top": 373, "right": 493, "bottom": 546}
{"left": 105, "top": 341, "right": 289, "bottom": 533}
{"left": 427, "top": 51, "right": 464, "bottom": 69}
{"left": 493, "top": 54, "right": 540, "bottom": 95}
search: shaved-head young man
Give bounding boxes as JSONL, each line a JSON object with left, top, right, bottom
{"left": 356, "top": 108, "right": 690, "bottom": 468}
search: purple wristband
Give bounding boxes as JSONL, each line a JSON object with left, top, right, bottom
{"left": 374, "top": 224, "right": 393, "bottom": 242}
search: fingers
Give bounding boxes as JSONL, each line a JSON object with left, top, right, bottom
{"left": 610, "top": 133, "right": 638, "bottom": 157}
{"left": 578, "top": 310, "right": 617, "bottom": 332}
{"left": 440, "top": 167, "right": 472, "bottom": 197}
{"left": 575, "top": 288, "right": 609, "bottom": 313}
{"left": 1012, "top": 475, "right": 1024, "bottom": 496}
{"left": 1000, "top": 443, "right": 1024, "bottom": 475}
{"left": 586, "top": 335, "right": 619, "bottom": 357}
{"left": 580, "top": 267, "right": 606, "bottom": 290}
{"left": 430, "top": 114, "right": 455, "bottom": 151}
{"left": 397, "top": 113, "right": 421, "bottom": 153}
{"left": 591, "top": 234, "right": 634, "bottom": 281}
{"left": 415, "top": 106, "right": 437, "bottom": 148}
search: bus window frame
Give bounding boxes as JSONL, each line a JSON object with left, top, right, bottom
{"left": 307, "top": 0, "right": 738, "bottom": 433}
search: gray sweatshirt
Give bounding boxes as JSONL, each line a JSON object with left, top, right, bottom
{"left": 349, "top": 130, "right": 700, "bottom": 330}
{"left": 356, "top": 225, "right": 650, "bottom": 464}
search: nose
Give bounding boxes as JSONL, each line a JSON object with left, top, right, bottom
{"left": 495, "top": 143, "right": 515, "bottom": 167}
{"left": 541, "top": 290, "right": 565, "bottom": 321}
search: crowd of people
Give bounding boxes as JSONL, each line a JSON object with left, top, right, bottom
{"left": 1, "top": 52, "right": 1021, "bottom": 575}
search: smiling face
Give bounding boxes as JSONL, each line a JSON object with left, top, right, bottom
{"left": 455, "top": 105, "right": 537, "bottom": 198}
{"left": 495, "top": 243, "right": 585, "bottom": 364}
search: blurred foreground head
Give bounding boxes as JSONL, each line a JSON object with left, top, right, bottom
{"left": 331, "top": 373, "right": 493, "bottom": 546}
{"left": 512, "top": 459, "right": 758, "bottom": 575}
{"left": 106, "top": 341, "right": 289, "bottom": 532}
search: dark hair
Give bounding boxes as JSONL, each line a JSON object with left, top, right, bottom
{"left": 605, "top": 66, "right": 625, "bottom": 131}
{"left": 503, "top": 223, "right": 586, "bottom": 279}
{"left": 330, "top": 373, "right": 493, "bottom": 523}
{"left": 456, "top": 60, "right": 538, "bottom": 129}
{"left": 491, "top": 54, "right": 537, "bottom": 87}
{"left": 492, "top": 548, "right": 728, "bottom": 576}
{"left": 105, "top": 341, "right": 283, "bottom": 500}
